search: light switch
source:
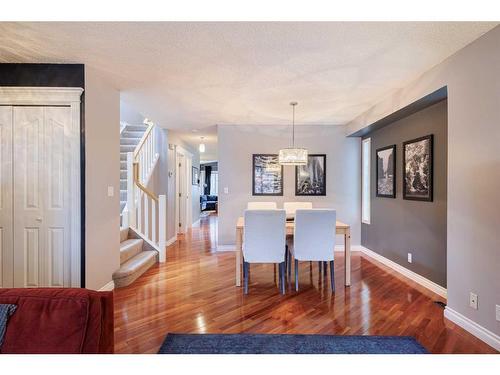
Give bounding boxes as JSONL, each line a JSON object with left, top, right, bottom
{"left": 469, "top": 292, "right": 478, "bottom": 310}
{"left": 224, "top": 187, "right": 229, "bottom": 194}
{"left": 107, "top": 186, "right": 114, "bottom": 197}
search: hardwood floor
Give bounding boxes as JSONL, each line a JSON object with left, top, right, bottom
{"left": 114, "top": 214, "right": 497, "bottom": 354}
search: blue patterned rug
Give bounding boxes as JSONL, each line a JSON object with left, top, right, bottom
{"left": 158, "top": 334, "right": 428, "bottom": 354}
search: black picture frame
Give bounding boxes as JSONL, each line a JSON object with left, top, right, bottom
{"left": 295, "top": 154, "right": 326, "bottom": 196}
{"left": 252, "top": 154, "right": 283, "bottom": 196}
{"left": 403, "top": 134, "right": 433, "bottom": 202}
{"left": 192, "top": 166, "right": 198, "bottom": 186}
{"left": 376, "top": 145, "right": 396, "bottom": 198}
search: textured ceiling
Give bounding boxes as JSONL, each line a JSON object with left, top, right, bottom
{"left": 171, "top": 126, "right": 218, "bottom": 162}
{"left": 0, "top": 22, "right": 497, "bottom": 133}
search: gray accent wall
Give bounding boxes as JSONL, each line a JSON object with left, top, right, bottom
{"left": 362, "top": 100, "right": 447, "bottom": 287}
{"left": 348, "top": 26, "right": 500, "bottom": 337}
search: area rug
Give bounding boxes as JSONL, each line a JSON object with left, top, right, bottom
{"left": 158, "top": 333, "right": 428, "bottom": 354}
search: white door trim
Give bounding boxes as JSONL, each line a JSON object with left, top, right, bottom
{"left": 0, "top": 87, "right": 83, "bottom": 105}
{"left": 176, "top": 152, "right": 185, "bottom": 234}
{"left": 174, "top": 145, "right": 193, "bottom": 233}
{"left": 185, "top": 156, "right": 193, "bottom": 229}
{"left": 0, "top": 87, "right": 83, "bottom": 287}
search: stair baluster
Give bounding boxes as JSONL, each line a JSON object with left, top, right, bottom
{"left": 122, "top": 122, "right": 166, "bottom": 263}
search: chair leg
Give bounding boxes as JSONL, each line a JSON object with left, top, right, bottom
{"left": 280, "top": 262, "right": 286, "bottom": 295}
{"left": 329, "top": 260, "right": 335, "bottom": 293}
{"left": 285, "top": 245, "right": 290, "bottom": 280}
{"left": 288, "top": 249, "right": 292, "bottom": 279}
{"left": 295, "top": 259, "right": 299, "bottom": 292}
{"left": 278, "top": 262, "right": 282, "bottom": 291}
{"left": 324, "top": 261, "right": 327, "bottom": 276}
{"left": 318, "top": 261, "right": 322, "bottom": 276}
{"left": 243, "top": 261, "right": 249, "bottom": 294}
{"left": 243, "top": 260, "right": 246, "bottom": 286}
{"left": 285, "top": 245, "right": 289, "bottom": 279}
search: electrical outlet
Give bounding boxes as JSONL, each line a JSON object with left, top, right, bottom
{"left": 107, "top": 186, "right": 114, "bottom": 197}
{"left": 496, "top": 305, "right": 500, "bottom": 322}
{"left": 469, "top": 292, "right": 478, "bottom": 310}
{"left": 407, "top": 253, "right": 412, "bottom": 263}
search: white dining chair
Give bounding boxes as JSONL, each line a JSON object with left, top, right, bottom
{"left": 247, "top": 202, "right": 277, "bottom": 210}
{"left": 282, "top": 202, "right": 313, "bottom": 277}
{"left": 283, "top": 201, "right": 313, "bottom": 220}
{"left": 243, "top": 209, "right": 287, "bottom": 294}
{"left": 293, "top": 209, "right": 337, "bottom": 293}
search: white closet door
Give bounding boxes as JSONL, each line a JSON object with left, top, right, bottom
{"left": 44, "top": 106, "right": 72, "bottom": 287}
{"left": 13, "top": 106, "right": 71, "bottom": 287}
{"left": 0, "top": 106, "right": 13, "bottom": 287}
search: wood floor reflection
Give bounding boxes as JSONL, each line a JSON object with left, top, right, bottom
{"left": 114, "top": 213, "right": 496, "bottom": 354}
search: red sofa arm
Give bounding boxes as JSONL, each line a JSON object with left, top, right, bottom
{"left": 96, "top": 290, "right": 114, "bottom": 354}
{"left": 0, "top": 288, "right": 114, "bottom": 354}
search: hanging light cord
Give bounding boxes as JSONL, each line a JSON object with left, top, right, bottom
{"left": 291, "top": 101, "right": 297, "bottom": 147}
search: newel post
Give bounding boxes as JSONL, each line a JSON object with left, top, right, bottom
{"left": 158, "top": 194, "right": 167, "bottom": 262}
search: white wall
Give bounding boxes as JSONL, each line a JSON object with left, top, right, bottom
{"left": 84, "top": 67, "right": 121, "bottom": 290}
{"left": 144, "top": 126, "right": 169, "bottom": 241}
{"left": 217, "top": 124, "right": 360, "bottom": 247}
{"left": 347, "top": 26, "right": 500, "bottom": 340}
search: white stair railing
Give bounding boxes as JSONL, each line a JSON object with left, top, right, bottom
{"left": 123, "top": 122, "right": 166, "bottom": 262}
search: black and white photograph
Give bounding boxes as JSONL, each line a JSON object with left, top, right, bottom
{"left": 295, "top": 154, "right": 326, "bottom": 196}
{"left": 403, "top": 135, "right": 433, "bottom": 201}
{"left": 376, "top": 145, "right": 396, "bottom": 198}
{"left": 252, "top": 154, "right": 283, "bottom": 195}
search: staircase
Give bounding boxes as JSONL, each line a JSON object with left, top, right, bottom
{"left": 120, "top": 123, "right": 149, "bottom": 216}
{"left": 114, "top": 120, "right": 167, "bottom": 288}
{"left": 113, "top": 227, "right": 158, "bottom": 288}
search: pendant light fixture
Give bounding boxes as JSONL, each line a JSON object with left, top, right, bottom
{"left": 279, "top": 101, "right": 308, "bottom": 165}
{"left": 199, "top": 137, "right": 206, "bottom": 153}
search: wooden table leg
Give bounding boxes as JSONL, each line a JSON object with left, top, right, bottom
{"left": 344, "top": 228, "right": 351, "bottom": 286}
{"left": 235, "top": 228, "right": 243, "bottom": 287}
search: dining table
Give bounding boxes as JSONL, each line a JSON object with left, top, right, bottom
{"left": 235, "top": 217, "right": 351, "bottom": 287}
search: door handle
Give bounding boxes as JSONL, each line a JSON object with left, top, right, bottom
{"left": 36, "top": 217, "right": 43, "bottom": 222}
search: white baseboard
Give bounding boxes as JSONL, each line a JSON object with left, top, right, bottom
{"left": 334, "top": 244, "right": 362, "bottom": 252}
{"left": 359, "top": 245, "right": 447, "bottom": 299}
{"left": 217, "top": 244, "right": 236, "bottom": 252}
{"left": 98, "top": 280, "right": 115, "bottom": 292}
{"left": 166, "top": 236, "right": 177, "bottom": 247}
{"left": 444, "top": 307, "right": 500, "bottom": 351}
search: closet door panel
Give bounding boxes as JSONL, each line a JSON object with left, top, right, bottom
{"left": 13, "top": 106, "right": 44, "bottom": 287}
{"left": 13, "top": 106, "right": 72, "bottom": 288}
{"left": 0, "top": 106, "right": 13, "bottom": 287}
{"left": 43, "top": 106, "right": 71, "bottom": 287}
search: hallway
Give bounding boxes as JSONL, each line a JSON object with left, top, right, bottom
{"left": 114, "top": 214, "right": 495, "bottom": 354}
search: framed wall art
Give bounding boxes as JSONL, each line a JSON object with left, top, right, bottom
{"left": 376, "top": 145, "right": 396, "bottom": 198}
{"left": 403, "top": 134, "right": 433, "bottom": 201}
{"left": 295, "top": 154, "right": 326, "bottom": 196}
{"left": 252, "top": 154, "right": 283, "bottom": 196}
